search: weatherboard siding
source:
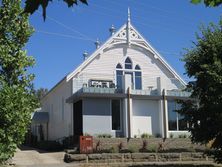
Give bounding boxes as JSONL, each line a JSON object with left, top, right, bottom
{"left": 41, "top": 79, "right": 73, "bottom": 140}
{"left": 72, "top": 45, "right": 179, "bottom": 93}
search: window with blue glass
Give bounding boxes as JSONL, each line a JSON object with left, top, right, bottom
{"left": 135, "top": 71, "right": 142, "bottom": 89}
{"left": 116, "top": 63, "right": 122, "bottom": 69}
{"left": 116, "top": 59, "right": 142, "bottom": 90}
{"left": 116, "top": 70, "right": 123, "bottom": 89}
{"left": 125, "top": 57, "right": 132, "bottom": 69}
{"left": 135, "top": 64, "right": 141, "bottom": 70}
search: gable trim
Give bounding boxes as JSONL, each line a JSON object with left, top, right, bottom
{"left": 66, "top": 22, "right": 187, "bottom": 87}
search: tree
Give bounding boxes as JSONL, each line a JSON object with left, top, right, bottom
{"left": 24, "top": 0, "right": 88, "bottom": 20}
{"left": 0, "top": 0, "right": 37, "bottom": 163}
{"left": 179, "top": 20, "right": 222, "bottom": 163}
{"left": 23, "top": 0, "right": 222, "bottom": 20}
{"left": 191, "top": 0, "right": 222, "bottom": 7}
{"left": 34, "top": 88, "right": 48, "bottom": 106}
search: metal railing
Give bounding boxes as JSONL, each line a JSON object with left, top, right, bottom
{"left": 77, "top": 87, "right": 123, "bottom": 94}
{"left": 166, "top": 90, "right": 191, "bottom": 97}
{"left": 131, "top": 89, "right": 159, "bottom": 96}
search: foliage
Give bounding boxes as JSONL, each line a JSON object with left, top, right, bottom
{"left": 170, "top": 133, "right": 174, "bottom": 138}
{"left": 34, "top": 88, "right": 48, "bottom": 106}
{"left": 0, "top": 0, "right": 36, "bottom": 163}
{"left": 178, "top": 134, "right": 187, "bottom": 138}
{"left": 179, "top": 20, "right": 222, "bottom": 163}
{"left": 191, "top": 0, "right": 222, "bottom": 7}
{"left": 128, "top": 145, "right": 139, "bottom": 153}
{"left": 24, "top": 0, "right": 88, "bottom": 20}
{"left": 96, "top": 133, "right": 112, "bottom": 138}
{"left": 141, "top": 133, "right": 153, "bottom": 139}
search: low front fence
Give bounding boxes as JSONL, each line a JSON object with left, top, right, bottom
{"left": 64, "top": 152, "right": 212, "bottom": 163}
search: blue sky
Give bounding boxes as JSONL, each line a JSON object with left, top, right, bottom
{"left": 26, "top": 0, "right": 221, "bottom": 90}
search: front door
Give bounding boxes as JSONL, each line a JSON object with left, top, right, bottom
{"left": 73, "top": 100, "right": 83, "bottom": 136}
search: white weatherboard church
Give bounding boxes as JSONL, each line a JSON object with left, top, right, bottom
{"left": 34, "top": 10, "right": 191, "bottom": 141}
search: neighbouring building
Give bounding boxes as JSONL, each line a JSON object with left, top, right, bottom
{"left": 34, "top": 10, "right": 191, "bottom": 141}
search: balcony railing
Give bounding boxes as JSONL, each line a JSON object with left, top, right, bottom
{"left": 166, "top": 90, "right": 191, "bottom": 97}
{"left": 80, "top": 87, "right": 123, "bottom": 94}
{"left": 131, "top": 89, "right": 159, "bottom": 96}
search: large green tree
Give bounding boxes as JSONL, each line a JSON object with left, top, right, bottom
{"left": 0, "top": 0, "right": 37, "bottom": 163}
{"left": 191, "top": 0, "right": 222, "bottom": 7}
{"left": 24, "top": 0, "right": 88, "bottom": 20}
{"left": 179, "top": 20, "right": 222, "bottom": 163}
{"left": 23, "top": 0, "right": 222, "bottom": 20}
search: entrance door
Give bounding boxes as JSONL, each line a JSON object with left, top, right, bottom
{"left": 73, "top": 100, "right": 83, "bottom": 136}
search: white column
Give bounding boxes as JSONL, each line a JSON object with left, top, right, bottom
{"left": 123, "top": 74, "right": 133, "bottom": 138}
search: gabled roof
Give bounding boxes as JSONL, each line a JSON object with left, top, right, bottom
{"left": 66, "top": 19, "right": 186, "bottom": 86}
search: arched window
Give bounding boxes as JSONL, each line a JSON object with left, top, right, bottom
{"left": 116, "top": 63, "right": 122, "bottom": 69}
{"left": 135, "top": 64, "right": 141, "bottom": 70}
{"left": 135, "top": 65, "right": 142, "bottom": 90}
{"left": 125, "top": 57, "right": 132, "bottom": 69}
{"left": 116, "top": 64, "right": 123, "bottom": 89}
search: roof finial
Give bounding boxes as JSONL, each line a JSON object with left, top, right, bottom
{"left": 127, "top": 7, "right": 131, "bottom": 46}
{"left": 128, "top": 7, "right": 131, "bottom": 23}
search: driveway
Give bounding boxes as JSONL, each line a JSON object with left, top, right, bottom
{"left": 11, "top": 146, "right": 75, "bottom": 167}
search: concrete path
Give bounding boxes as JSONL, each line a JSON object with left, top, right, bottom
{"left": 11, "top": 146, "right": 74, "bottom": 167}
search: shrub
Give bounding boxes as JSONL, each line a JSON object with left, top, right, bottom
{"left": 178, "top": 134, "right": 187, "bottom": 138}
{"left": 170, "top": 133, "right": 174, "bottom": 138}
{"left": 155, "top": 133, "right": 161, "bottom": 138}
{"left": 128, "top": 145, "right": 139, "bottom": 153}
{"left": 96, "top": 134, "right": 112, "bottom": 138}
{"left": 141, "top": 133, "right": 153, "bottom": 139}
{"left": 148, "top": 144, "right": 157, "bottom": 152}
{"left": 109, "top": 146, "right": 118, "bottom": 153}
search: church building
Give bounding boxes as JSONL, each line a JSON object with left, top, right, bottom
{"left": 34, "top": 9, "right": 191, "bottom": 141}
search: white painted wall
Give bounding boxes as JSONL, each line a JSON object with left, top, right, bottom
{"left": 72, "top": 44, "right": 181, "bottom": 94}
{"left": 132, "top": 99, "right": 160, "bottom": 137}
{"left": 82, "top": 98, "right": 123, "bottom": 137}
{"left": 41, "top": 79, "right": 72, "bottom": 140}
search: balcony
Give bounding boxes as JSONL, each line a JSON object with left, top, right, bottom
{"left": 166, "top": 90, "right": 191, "bottom": 97}
{"left": 81, "top": 87, "right": 122, "bottom": 94}
{"left": 131, "top": 89, "right": 159, "bottom": 96}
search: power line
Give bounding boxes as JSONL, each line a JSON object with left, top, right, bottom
{"left": 82, "top": 6, "right": 191, "bottom": 36}
{"left": 36, "top": 11, "right": 95, "bottom": 42}
{"left": 128, "top": 0, "right": 197, "bottom": 23}
{"left": 36, "top": 30, "right": 94, "bottom": 41}
{"left": 101, "top": 0, "right": 196, "bottom": 27}
{"left": 90, "top": 2, "right": 194, "bottom": 32}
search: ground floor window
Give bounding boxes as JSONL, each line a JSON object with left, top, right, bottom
{"left": 111, "top": 100, "right": 121, "bottom": 130}
{"left": 168, "top": 100, "right": 188, "bottom": 131}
